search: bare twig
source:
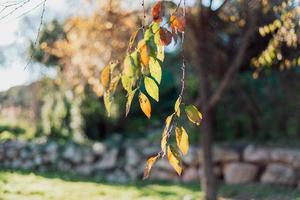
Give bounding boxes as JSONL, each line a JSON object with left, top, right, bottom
{"left": 24, "top": 0, "right": 47, "bottom": 70}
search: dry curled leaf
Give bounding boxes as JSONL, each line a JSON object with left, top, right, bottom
{"left": 170, "top": 14, "right": 186, "bottom": 33}
{"left": 159, "top": 28, "right": 173, "bottom": 46}
{"left": 152, "top": 1, "right": 163, "bottom": 23}
{"left": 143, "top": 155, "right": 159, "bottom": 179}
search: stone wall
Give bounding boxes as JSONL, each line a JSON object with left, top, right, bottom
{"left": 1, "top": 139, "right": 300, "bottom": 186}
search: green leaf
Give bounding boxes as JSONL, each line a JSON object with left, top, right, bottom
{"left": 185, "top": 105, "right": 202, "bottom": 126}
{"left": 121, "top": 75, "right": 133, "bottom": 92}
{"left": 144, "top": 76, "right": 159, "bottom": 102}
{"left": 144, "top": 28, "right": 152, "bottom": 41}
{"left": 149, "top": 57, "right": 162, "bottom": 84}
{"left": 156, "top": 45, "right": 164, "bottom": 62}
{"left": 104, "top": 91, "right": 112, "bottom": 117}
{"left": 125, "top": 88, "right": 137, "bottom": 117}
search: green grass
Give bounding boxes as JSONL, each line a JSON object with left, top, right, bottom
{"left": 0, "top": 169, "right": 300, "bottom": 200}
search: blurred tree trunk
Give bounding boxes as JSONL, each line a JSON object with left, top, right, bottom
{"left": 196, "top": 6, "right": 217, "bottom": 199}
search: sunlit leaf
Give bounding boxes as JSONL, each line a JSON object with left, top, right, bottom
{"left": 129, "top": 29, "right": 140, "bottom": 51}
{"left": 125, "top": 88, "right": 137, "bottom": 117}
{"left": 174, "top": 96, "right": 181, "bottom": 117}
{"left": 170, "top": 14, "right": 185, "bottom": 33}
{"left": 139, "top": 40, "right": 150, "bottom": 67}
{"left": 121, "top": 75, "right": 133, "bottom": 92}
{"left": 175, "top": 126, "right": 189, "bottom": 155}
{"left": 144, "top": 76, "right": 159, "bottom": 102}
{"left": 143, "top": 155, "right": 159, "bottom": 179}
{"left": 161, "top": 113, "right": 174, "bottom": 155}
{"left": 100, "top": 65, "right": 110, "bottom": 89}
{"left": 185, "top": 105, "right": 202, "bottom": 126}
{"left": 152, "top": 1, "right": 162, "bottom": 23}
{"left": 167, "top": 145, "right": 182, "bottom": 175}
{"left": 139, "top": 92, "right": 151, "bottom": 119}
{"left": 156, "top": 45, "right": 165, "bottom": 62}
{"left": 124, "top": 53, "right": 138, "bottom": 77}
{"left": 149, "top": 57, "right": 162, "bottom": 84}
{"left": 159, "top": 28, "right": 173, "bottom": 46}
{"left": 104, "top": 91, "right": 112, "bottom": 117}
{"left": 109, "top": 75, "right": 120, "bottom": 93}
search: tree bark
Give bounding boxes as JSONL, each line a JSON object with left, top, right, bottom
{"left": 200, "top": 110, "right": 216, "bottom": 200}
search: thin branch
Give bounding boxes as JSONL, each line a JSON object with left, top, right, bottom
{"left": 207, "top": 4, "right": 259, "bottom": 110}
{"left": 24, "top": 0, "right": 47, "bottom": 70}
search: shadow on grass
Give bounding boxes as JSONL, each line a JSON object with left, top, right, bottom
{"left": 0, "top": 168, "right": 200, "bottom": 199}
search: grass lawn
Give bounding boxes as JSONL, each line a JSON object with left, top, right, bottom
{"left": 0, "top": 170, "right": 300, "bottom": 200}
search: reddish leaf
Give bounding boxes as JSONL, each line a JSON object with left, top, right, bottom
{"left": 152, "top": 1, "right": 163, "bottom": 23}
{"left": 170, "top": 14, "right": 185, "bottom": 33}
{"left": 159, "top": 28, "right": 173, "bottom": 46}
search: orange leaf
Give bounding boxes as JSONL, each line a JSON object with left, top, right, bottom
{"left": 139, "top": 92, "right": 151, "bottom": 119}
{"left": 159, "top": 28, "right": 173, "bottom": 46}
{"left": 152, "top": 1, "right": 162, "bottom": 23}
{"left": 139, "top": 41, "right": 150, "bottom": 67}
{"left": 143, "top": 155, "right": 159, "bottom": 179}
{"left": 170, "top": 14, "right": 185, "bottom": 33}
{"left": 100, "top": 65, "right": 110, "bottom": 89}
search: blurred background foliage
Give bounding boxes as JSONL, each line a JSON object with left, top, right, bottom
{"left": 0, "top": 0, "right": 299, "bottom": 144}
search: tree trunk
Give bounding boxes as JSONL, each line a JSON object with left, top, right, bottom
{"left": 200, "top": 110, "right": 216, "bottom": 200}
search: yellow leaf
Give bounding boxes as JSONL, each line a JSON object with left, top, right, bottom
{"left": 161, "top": 114, "right": 174, "bottom": 155}
{"left": 185, "top": 105, "right": 203, "bottom": 126}
{"left": 109, "top": 75, "right": 120, "bottom": 93}
{"left": 143, "top": 155, "right": 159, "bottom": 179}
{"left": 149, "top": 57, "right": 162, "bottom": 84}
{"left": 101, "top": 65, "right": 110, "bottom": 89}
{"left": 125, "top": 88, "right": 137, "bottom": 117}
{"left": 167, "top": 145, "right": 182, "bottom": 175}
{"left": 104, "top": 91, "right": 112, "bottom": 117}
{"left": 139, "top": 40, "right": 150, "bottom": 67}
{"left": 139, "top": 92, "right": 151, "bottom": 119}
{"left": 175, "top": 126, "right": 189, "bottom": 155}
{"left": 144, "top": 77, "right": 159, "bottom": 102}
{"left": 174, "top": 96, "right": 181, "bottom": 117}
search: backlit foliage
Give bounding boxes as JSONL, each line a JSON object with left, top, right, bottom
{"left": 98, "top": 1, "right": 202, "bottom": 178}
{"left": 252, "top": 0, "right": 300, "bottom": 74}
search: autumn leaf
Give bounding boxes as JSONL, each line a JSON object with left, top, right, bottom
{"left": 185, "top": 105, "right": 202, "bottom": 125}
{"left": 156, "top": 45, "right": 165, "bottom": 62}
{"left": 175, "top": 126, "right": 189, "bottom": 155}
{"left": 152, "top": 1, "right": 162, "bottom": 23}
{"left": 161, "top": 114, "right": 174, "bottom": 155}
{"left": 104, "top": 91, "right": 112, "bottom": 117}
{"left": 174, "top": 96, "right": 181, "bottom": 117}
{"left": 123, "top": 52, "right": 138, "bottom": 77}
{"left": 167, "top": 145, "right": 182, "bottom": 175}
{"left": 159, "top": 28, "right": 173, "bottom": 46}
{"left": 125, "top": 88, "right": 137, "bottom": 117}
{"left": 144, "top": 76, "right": 159, "bottom": 102}
{"left": 139, "top": 92, "right": 151, "bottom": 119}
{"left": 139, "top": 41, "right": 150, "bottom": 67}
{"left": 109, "top": 75, "right": 120, "bottom": 93}
{"left": 143, "top": 155, "right": 159, "bottom": 179}
{"left": 149, "top": 57, "right": 162, "bottom": 84}
{"left": 121, "top": 75, "right": 133, "bottom": 92}
{"left": 170, "top": 14, "right": 186, "bottom": 33}
{"left": 100, "top": 65, "right": 110, "bottom": 89}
